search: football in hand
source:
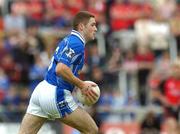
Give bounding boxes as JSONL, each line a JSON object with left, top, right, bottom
{"left": 75, "top": 81, "right": 100, "bottom": 106}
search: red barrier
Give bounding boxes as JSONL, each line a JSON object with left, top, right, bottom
{"left": 63, "top": 122, "right": 140, "bottom": 134}
{"left": 100, "top": 122, "right": 140, "bottom": 134}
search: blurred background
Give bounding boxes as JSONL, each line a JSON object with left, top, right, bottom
{"left": 0, "top": 0, "right": 179, "bottom": 133}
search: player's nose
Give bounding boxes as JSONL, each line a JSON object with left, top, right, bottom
{"left": 94, "top": 26, "right": 97, "bottom": 32}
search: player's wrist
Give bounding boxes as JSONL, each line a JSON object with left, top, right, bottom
{"left": 74, "top": 78, "right": 84, "bottom": 90}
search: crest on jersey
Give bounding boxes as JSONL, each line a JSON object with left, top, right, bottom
{"left": 65, "top": 48, "right": 75, "bottom": 59}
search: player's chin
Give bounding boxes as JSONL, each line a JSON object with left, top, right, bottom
{"left": 91, "top": 35, "right": 96, "bottom": 40}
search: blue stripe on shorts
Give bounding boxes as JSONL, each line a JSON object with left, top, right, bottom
{"left": 56, "top": 88, "right": 73, "bottom": 117}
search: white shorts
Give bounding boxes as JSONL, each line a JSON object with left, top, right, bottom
{"left": 27, "top": 80, "right": 78, "bottom": 120}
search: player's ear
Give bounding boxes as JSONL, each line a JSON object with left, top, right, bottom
{"left": 79, "top": 23, "right": 85, "bottom": 31}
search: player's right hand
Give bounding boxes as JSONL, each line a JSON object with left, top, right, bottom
{"left": 80, "top": 81, "right": 99, "bottom": 103}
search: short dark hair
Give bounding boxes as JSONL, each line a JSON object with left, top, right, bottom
{"left": 73, "top": 11, "right": 95, "bottom": 30}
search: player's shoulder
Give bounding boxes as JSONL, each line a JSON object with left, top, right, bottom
{"left": 69, "top": 34, "right": 84, "bottom": 44}
{"left": 67, "top": 35, "right": 84, "bottom": 50}
{"left": 57, "top": 34, "right": 84, "bottom": 53}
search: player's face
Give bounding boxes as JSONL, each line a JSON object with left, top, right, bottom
{"left": 83, "top": 17, "right": 97, "bottom": 41}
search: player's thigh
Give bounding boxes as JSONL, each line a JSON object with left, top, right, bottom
{"left": 18, "top": 113, "right": 47, "bottom": 134}
{"left": 57, "top": 107, "right": 98, "bottom": 133}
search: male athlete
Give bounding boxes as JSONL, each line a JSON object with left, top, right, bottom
{"left": 18, "top": 11, "right": 98, "bottom": 134}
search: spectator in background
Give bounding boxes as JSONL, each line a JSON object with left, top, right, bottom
{"left": 154, "top": 51, "right": 171, "bottom": 79}
{"left": 123, "top": 50, "right": 138, "bottom": 74}
{"left": 2, "top": 85, "right": 21, "bottom": 122}
{"left": 152, "top": 0, "right": 177, "bottom": 20}
{"left": 87, "top": 0, "right": 106, "bottom": 23}
{"left": 90, "top": 66, "right": 105, "bottom": 89}
{"left": 45, "top": 0, "right": 64, "bottom": 21}
{"left": 44, "top": 0, "right": 84, "bottom": 27}
{"left": 122, "top": 50, "right": 138, "bottom": 105}
{"left": 169, "top": 8, "right": 180, "bottom": 52}
{"left": 0, "top": 9, "right": 3, "bottom": 33}
{"left": 134, "top": 6, "right": 170, "bottom": 57}
{"left": 0, "top": 67, "right": 9, "bottom": 103}
{"left": 4, "top": 31, "right": 20, "bottom": 52}
{"left": 1, "top": 84, "right": 30, "bottom": 122}
{"left": 106, "top": 47, "right": 122, "bottom": 89}
{"left": 0, "top": 37, "right": 9, "bottom": 59}
{"left": 0, "top": 67, "right": 9, "bottom": 92}
{"left": 4, "top": 2, "right": 26, "bottom": 33}
{"left": 54, "top": 9, "right": 72, "bottom": 29}
{"left": 10, "top": 0, "right": 27, "bottom": 16}
{"left": 106, "top": 46, "right": 122, "bottom": 72}
{"left": 65, "top": 0, "right": 85, "bottom": 15}
{"left": 148, "top": 51, "right": 171, "bottom": 105}
{"left": 41, "top": 8, "right": 55, "bottom": 27}
{"left": 26, "top": 24, "right": 45, "bottom": 53}
{"left": 148, "top": 51, "right": 171, "bottom": 84}
{"left": 140, "top": 111, "right": 161, "bottom": 134}
{"left": 135, "top": 45, "right": 155, "bottom": 105}
{"left": 1, "top": 54, "right": 21, "bottom": 83}
{"left": 96, "top": 12, "right": 109, "bottom": 35}
{"left": 110, "top": 0, "right": 152, "bottom": 31}
{"left": 162, "top": 117, "right": 180, "bottom": 134}
{"left": 25, "top": 0, "right": 44, "bottom": 27}
{"left": 18, "top": 86, "right": 30, "bottom": 118}
{"left": 11, "top": 35, "right": 34, "bottom": 84}
{"left": 151, "top": 58, "right": 180, "bottom": 121}
{"left": 29, "top": 54, "right": 47, "bottom": 91}
{"left": 87, "top": 42, "right": 105, "bottom": 69}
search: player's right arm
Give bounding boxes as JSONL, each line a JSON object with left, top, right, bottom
{"left": 56, "top": 62, "right": 85, "bottom": 89}
{"left": 53, "top": 39, "right": 98, "bottom": 101}
{"left": 56, "top": 62, "right": 98, "bottom": 102}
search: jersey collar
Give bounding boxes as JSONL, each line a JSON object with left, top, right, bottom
{"left": 71, "top": 30, "right": 85, "bottom": 45}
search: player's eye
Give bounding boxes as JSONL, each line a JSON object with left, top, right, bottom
{"left": 91, "top": 23, "right": 96, "bottom": 27}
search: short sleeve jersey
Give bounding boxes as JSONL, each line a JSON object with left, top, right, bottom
{"left": 45, "top": 30, "right": 85, "bottom": 92}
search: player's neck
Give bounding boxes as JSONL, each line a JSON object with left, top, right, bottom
{"left": 72, "top": 29, "right": 86, "bottom": 44}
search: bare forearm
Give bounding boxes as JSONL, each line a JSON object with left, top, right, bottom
{"left": 56, "top": 63, "right": 84, "bottom": 89}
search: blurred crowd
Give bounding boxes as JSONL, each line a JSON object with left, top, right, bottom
{"left": 0, "top": 0, "right": 180, "bottom": 133}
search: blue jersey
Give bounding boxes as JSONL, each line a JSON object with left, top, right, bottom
{"left": 45, "top": 30, "right": 85, "bottom": 92}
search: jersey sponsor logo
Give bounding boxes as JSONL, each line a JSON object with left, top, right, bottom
{"left": 65, "top": 48, "right": 75, "bottom": 59}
